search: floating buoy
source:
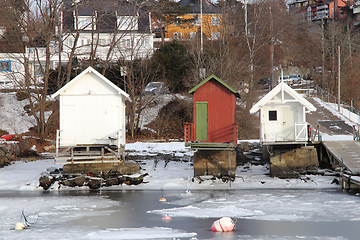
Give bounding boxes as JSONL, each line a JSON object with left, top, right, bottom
{"left": 159, "top": 187, "right": 166, "bottom": 201}
{"left": 211, "top": 217, "right": 235, "bottom": 232}
{"left": 162, "top": 215, "right": 172, "bottom": 220}
{"left": 15, "top": 222, "right": 25, "bottom": 230}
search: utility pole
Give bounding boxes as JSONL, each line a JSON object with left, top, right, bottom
{"left": 270, "top": 7, "right": 274, "bottom": 90}
{"left": 338, "top": 45, "right": 341, "bottom": 112}
{"left": 200, "top": 0, "right": 203, "bottom": 53}
{"left": 321, "top": 19, "right": 325, "bottom": 87}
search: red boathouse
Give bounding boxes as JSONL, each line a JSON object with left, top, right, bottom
{"left": 185, "top": 74, "right": 240, "bottom": 146}
{"left": 184, "top": 74, "right": 240, "bottom": 177}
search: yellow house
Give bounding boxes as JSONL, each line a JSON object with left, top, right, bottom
{"left": 164, "top": 0, "right": 223, "bottom": 40}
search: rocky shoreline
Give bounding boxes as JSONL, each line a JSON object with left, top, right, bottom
{"left": 39, "top": 166, "right": 149, "bottom": 190}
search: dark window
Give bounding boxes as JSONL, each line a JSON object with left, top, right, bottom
{"left": 269, "top": 110, "right": 277, "bottom": 121}
{"left": 0, "top": 61, "right": 11, "bottom": 72}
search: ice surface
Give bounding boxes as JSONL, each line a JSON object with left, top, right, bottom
{"left": 148, "top": 189, "right": 360, "bottom": 222}
{"left": 86, "top": 227, "right": 197, "bottom": 239}
{"left": 0, "top": 146, "right": 356, "bottom": 240}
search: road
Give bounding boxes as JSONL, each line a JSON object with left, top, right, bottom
{"left": 306, "top": 97, "right": 354, "bottom": 136}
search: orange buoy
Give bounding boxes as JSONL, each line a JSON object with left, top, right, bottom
{"left": 159, "top": 188, "right": 166, "bottom": 201}
{"left": 211, "top": 217, "right": 235, "bottom": 232}
{"left": 162, "top": 215, "right": 172, "bottom": 220}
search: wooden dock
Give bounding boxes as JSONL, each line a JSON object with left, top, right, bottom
{"left": 322, "top": 141, "right": 360, "bottom": 174}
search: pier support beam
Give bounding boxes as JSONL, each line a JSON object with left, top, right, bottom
{"left": 193, "top": 150, "right": 236, "bottom": 177}
{"left": 270, "top": 146, "right": 319, "bottom": 178}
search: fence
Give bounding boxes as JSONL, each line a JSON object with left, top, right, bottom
{"left": 314, "top": 86, "right": 360, "bottom": 125}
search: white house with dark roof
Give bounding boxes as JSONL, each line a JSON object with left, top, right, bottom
{"left": 250, "top": 81, "right": 316, "bottom": 144}
{"left": 62, "top": 0, "right": 153, "bottom": 61}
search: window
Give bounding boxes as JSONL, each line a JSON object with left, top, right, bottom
{"left": 269, "top": 110, "right": 277, "bottom": 121}
{"left": 117, "top": 16, "right": 138, "bottom": 30}
{"left": 76, "top": 16, "right": 95, "bottom": 30}
{"left": 120, "top": 39, "right": 131, "bottom": 48}
{"left": 211, "top": 32, "right": 220, "bottom": 40}
{"left": 0, "top": 61, "right": 11, "bottom": 72}
{"left": 193, "top": 17, "right": 201, "bottom": 26}
{"left": 174, "top": 17, "right": 182, "bottom": 26}
{"left": 34, "top": 65, "right": 43, "bottom": 75}
{"left": 173, "top": 32, "right": 182, "bottom": 39}
{"left": 211, "top": 17, "right": 220, "bottom": 26}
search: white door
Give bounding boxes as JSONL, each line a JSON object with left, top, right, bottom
{"left": 282, "top": 106, "right": 296, "bottom": 141}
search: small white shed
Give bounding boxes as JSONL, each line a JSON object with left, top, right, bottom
{"left": 51, "top": 66, "right": 130, "bottom": 148}
{"left": 250, "top": 82, "right": 316, "bottom": 144}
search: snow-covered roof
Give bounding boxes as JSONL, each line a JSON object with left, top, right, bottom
{"left": 51, "top": 66, "right": 130, "bottom": 100}
{"left": 250, "top": 81, "right": 316, "bottom": 113}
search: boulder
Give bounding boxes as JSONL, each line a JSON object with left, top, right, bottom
{"left": 39, "top": 173, "right": 54, "bottom": 190}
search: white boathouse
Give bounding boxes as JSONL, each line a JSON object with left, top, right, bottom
{"left": 250, "top": 81, "right": 316, "bottom": 145}
{"left": 51, "top": 66, "right": 130, "bottom": 155}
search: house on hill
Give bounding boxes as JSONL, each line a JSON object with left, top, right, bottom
{"left": 62, "top": 0, "right": 153, "bottom": 61}
{"left": 289, "top": 0, "right": 346, "bottom": 20}
{"left": 160, "top": 0, "right": 223, "bottom": 40}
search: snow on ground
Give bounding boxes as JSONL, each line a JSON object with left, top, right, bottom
{"left": 0, "top": 141, "right": 339, "bottom": 192}
{"left": 139, "top": 93, "right": 190, "bottom": 130}
{"left": 0, "top": 92, "right": 36, "bottom": 134}
{"left": 313, "top": 97, "right": 356, "bottom": 125}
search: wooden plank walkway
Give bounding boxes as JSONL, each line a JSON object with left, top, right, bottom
{"left": 322, "top": 141, "right": 360, "bottom": 174}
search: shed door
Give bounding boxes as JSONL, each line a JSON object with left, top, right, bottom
{"left": 282, "top": 106, "right": 296, "bottom": 140}
{"left": 196, "top": 102, "right": 207, "bottom": 141}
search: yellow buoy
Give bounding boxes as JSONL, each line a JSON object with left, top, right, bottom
{"left": 15, "top": 222, "right": 25, "bottom": 230}
{"left": 159, "top": 197, "right": 167, "bottom": 202}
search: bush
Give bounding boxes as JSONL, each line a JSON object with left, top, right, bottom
{"left": 16, "top": 90, "right": 29, "bottom": 101}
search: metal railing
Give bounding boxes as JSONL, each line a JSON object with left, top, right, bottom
{"left": 309, "top": 124, "right": 321, "bottom": 142}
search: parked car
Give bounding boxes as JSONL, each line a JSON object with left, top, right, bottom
{"left": 258, "top": 78, "right": 270, "bottom": 89}
{"left": 278, "top": 75, "right": 292, "bottom": 85}
{"left": 143, "top": 82, "right": 169, "bottom": 95}
{"left": 289, "top": 74, "right": 301, "bottom": 84}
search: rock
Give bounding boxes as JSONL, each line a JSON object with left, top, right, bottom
{"left": 62, "top": 178, "right": 77, "bottom": 187}
{"left": 88, "top": 178, "right": 102, "bottom": 189}
{"left": 131, "top": 176, "right": 143, "bottom": 185}
{"left": 39, "top": 173, "right": 54, "bottom": 190}
{"left": 44, "top": 145, "right": 56, "bottom": 152}
{"left": 105, "top": 178, "right": 119, "bottom": 186}
{"left": 74, "top": 176, "right": 87, "bottom": 186}
{"left": 118, "top": 176, "right": 126, "bottom": 185}
{"left": 242, "top": 142, "right": 250, "bottom": 152}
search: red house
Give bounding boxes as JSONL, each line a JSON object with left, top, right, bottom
{"left": 185, "top": 74, "right": 240, "bottom": 147}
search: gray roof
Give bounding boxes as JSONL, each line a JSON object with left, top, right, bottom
{"left": 63, "top": 0, "right": 150, "bottom": 33}
{"left": 179, "top": 0, "right": 222, "bottom": 14}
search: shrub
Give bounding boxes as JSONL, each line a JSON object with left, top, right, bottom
{"left": 16, "top": 90, "right": 29, "bottom": 101}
